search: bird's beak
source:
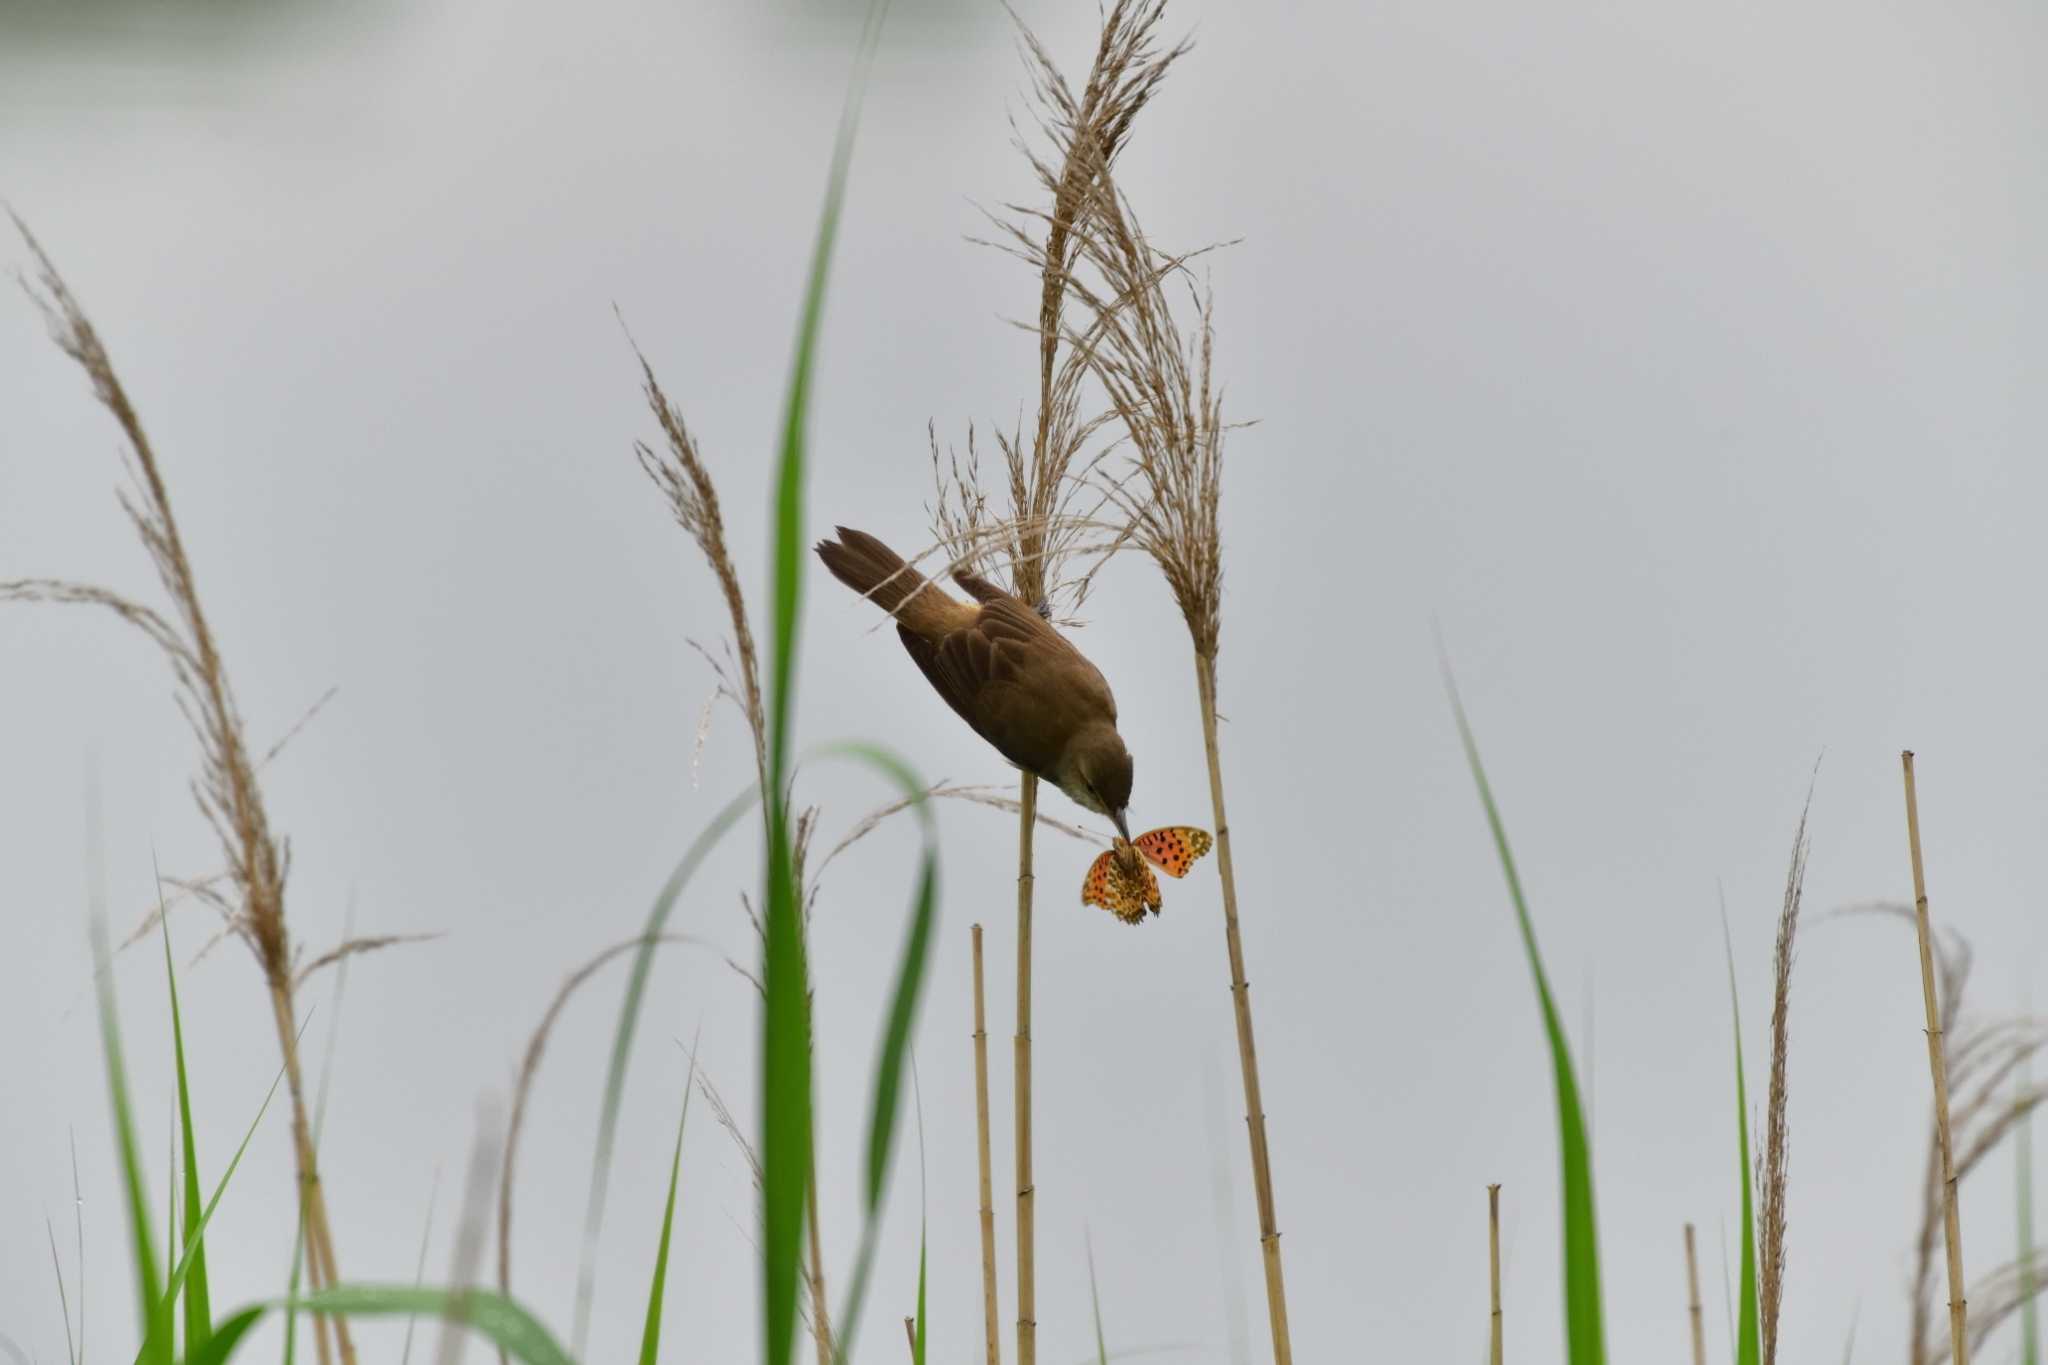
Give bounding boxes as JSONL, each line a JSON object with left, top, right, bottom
{"left": 1112, "top": 808, "right": 1131, "bottom": 843}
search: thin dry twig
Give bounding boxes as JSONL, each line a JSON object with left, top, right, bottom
{"left": 293, "top": 933, "right": 445, "bottom": 989}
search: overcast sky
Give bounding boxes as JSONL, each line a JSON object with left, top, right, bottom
{"left": 3, "top": 1, "right": 2044, "bottom": 1361}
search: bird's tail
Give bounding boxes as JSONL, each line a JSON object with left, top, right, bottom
{"left": 814, "top": 527, "right": 962, "bottom": 637}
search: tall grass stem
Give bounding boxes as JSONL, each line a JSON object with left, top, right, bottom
{"left": 973, "top": 924, "right": 1002, "bottom": 1365}
{"left": 1901, "top": 751, "right": 1970, "bottom": 1365}
{"left": 1196, "top": 652, "right": 1292, "bottom": 1364}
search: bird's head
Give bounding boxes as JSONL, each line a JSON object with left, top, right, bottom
{"left": 1058, "top": 723, "right": 1134, "bottom": 841}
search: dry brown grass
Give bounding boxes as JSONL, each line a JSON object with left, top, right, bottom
{"left": 1039, "top": 32, "right": 1298, "bottom": 1359}
{"left": 5, "top": 215, "right": 355, "bottom": 1365}
{"left": 1758, "top": 783, "right": 1813, "bottom": 1365}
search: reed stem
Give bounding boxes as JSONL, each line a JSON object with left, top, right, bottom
{"left": 1488, "top": 1184, "right": 1503, "bottom": 1365}
{"left": 807, "top": 1146, "right": 833, "bottom": 1365}
{"left": 1685, "top": 1223, "right": 1706, "bottom": 1365}
{"left": 1014, "top": 776, "right": 1038, "bottom": 1365}
{"left": 1195, "top": 651, "right": 1292, "bottom": 1365}
{"left": 973, "top": 924, "right": 1003, "bottom": 1365}
{"left": 1901, "top": 751, "right": 1969, "bottom": 1365}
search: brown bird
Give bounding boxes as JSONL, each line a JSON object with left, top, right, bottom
{"left": 815, "top": 526, "right": 1135, "bottom": 839}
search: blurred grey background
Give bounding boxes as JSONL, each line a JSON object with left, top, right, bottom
{"left": 2, "top": 0, "right": 2043, "bottom": 1360}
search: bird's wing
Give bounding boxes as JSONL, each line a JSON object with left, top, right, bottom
{"left": 896, "top": 604, "right": 1079, "bottom": 775}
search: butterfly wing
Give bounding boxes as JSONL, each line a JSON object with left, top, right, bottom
{"left": 1132, "top": 826, "right": 1214, "bottom": 879}
{"left": 1082, "top": 848, "right": 1151, "bottom": 924}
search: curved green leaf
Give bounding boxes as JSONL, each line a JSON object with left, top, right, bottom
{"left": 759, "top": 7, "right": 887, "bottom": 1365}
{"left": 810, "top": 742, "right": 939, "bottom": 1365}
{"left": 639, "top": 1049, "right": 700, "bottom": 1365}
{"left": 575, "top": 783, "right": 757, "bottom": 1351}
{"left": 1722, "top": 915, "right": 1761, "bottom": 1365}
{"left": 182, "top": 1287, "right": 571, "bottom": 1365}
{"left": 1445, "top": 669, "right": 1606, "bottom": 1365}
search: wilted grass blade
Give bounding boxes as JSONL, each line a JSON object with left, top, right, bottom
{"left": 1443, "top": 664, "right": 1606, "bottom": 1365}
{"left": 639, "top": 1046, "right": 700, "bottom": 1365}
{"left": 575, "top": 782, "right": 756, "bottom": 1352}
{"left": 816, "top": 742, "right": 939, "bottom": 1365}
{"left": 1087, "top": 1234, "right": 1108, "bottom": 1365}
{"left": 1722, "top": 913, "right": 1761, "bottom": 1365}
{"left": 90, "top": 907, "right": 163, "bottom": 1360}
{"left": 180, "top": 1287, "right": 572, "bottom": 1365}
{"left": 159, "top": 906, "right": 212, "bottom": 1353}
{"left": 761, "top": 5, "right": 886, "bottom": 1365}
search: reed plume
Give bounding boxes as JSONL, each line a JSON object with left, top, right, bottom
{"left": 926, "top": 9, "right": 1187, "bottom": 1362}
{"left": 1058, "top": 119, "right": 1297, "bottom": 1365}
{"left": 5, "top": 217, "right": 355, "bottom": 1365}
{"left": 1759, "top": 785, "right": 1813, "bottom": 1365}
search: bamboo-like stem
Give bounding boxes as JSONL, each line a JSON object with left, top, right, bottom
{"left": 1015, "top": 777, "right": 1039, "bottom": 1365}
{"left": 1487, "top": 1184, "right": 1503, "bottom": 1365}
{"left": 1195, "top": 652, "right": 1292, "bottom": 1365}
{"left": 1902, "top": 751, "right": 1970, "bottom": 1365}
{"left": 1685, "top": 1223, "right": 1706, "bottom": 1365}
{"left": 973, "top": 924, "right": 1003, "bottom": 1365}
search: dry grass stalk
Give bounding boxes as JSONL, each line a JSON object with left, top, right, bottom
{"left": 1487, "top": 1184, "right": 1503, "bottom": 1365}
{"left": 1836, "top": 905, "right": 2048, "bottom": 1365}
{"left": 1901, "top": 752, "right": 1970, "bottom": 1365}
{"left": 1063, "top": 147, "right": 1296, "bottom": 1365}
{"left": 495, "top": 931, "right": 709, "bottom": 1304}
{"left": 6, "top": 217, "right": 354, "bottom": 1365}
{"left": 954, "top": 14, "right": 1189, "bottom": 1362}
{"left": 1685, "top": 1223, "right": 1707, "bottom": 1365}
{"left": 974, "top": 924, "right": 1003, "bottom": 1365}
{"left": 1759, "top": 786, "right": 1813, "bottom": 1365}
{"left": 1014, "top": 771, "right": 1039, "bottom": 1365}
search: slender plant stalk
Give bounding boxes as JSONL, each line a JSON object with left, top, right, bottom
{"left": 2023, "top": 1052, "right": 2040, "bottom": 1365}
{"left": 973, "top": 924, "right": 1003, "bottom": 1365}
{"left": 1685, "top": 1224, "right": 1706, "bottom": 1365}
{"left": 1015, "top": 776, "right": 1039, "bottom": 1365}
{"left": 1196, "top": 652, "right": 1293, "bottom": 1364}
{"left": 1488, "top": 1184, "right": 1503, "bottom": 1365}
{"left": 1902, "top": 751, "right": 1969, "bottom": 1365}
{"left": 807, "top": 1148, "right": 834, "bottom": 1365}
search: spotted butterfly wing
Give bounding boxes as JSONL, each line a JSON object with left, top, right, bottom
{"left": 1132, "top": 826, "right": 1214, "bottom": 879}
{"left": 1081, "top": 847, "right": 1159, "bottom": 924}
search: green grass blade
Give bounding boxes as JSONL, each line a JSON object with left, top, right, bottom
{"left": 2021, "top": 1053, "right": 2039, "bottom": 1365}
{"left": 160, "top": 908, "right": 212, "bottom": 1353}
{"left": 280, "top": 1205, "right": 305, "bottom": 1365}
{"left": 760, "top": 5, "right": 885, "bottom": 1363}
{"left": 1721, "top": 915, "right": 1761, "bottom": 1365}
{"left": 815, "top": 742, "right": 939, "bottom": 1365}
{"left": 181, "top": 1287, "right": 573, "bottom": 1365}
{"left": 1444, "top": 668, "right": 1605, "bottom": 1365}
{"left": 90, "top": 908, "right": 164, "bottom": 1358}
{"left": 911, "top": 1058, "right": 928, "bottom": 1365}
{"left": 638, "top": 1047, "right": 700, "bottom": 1365}
{"left": 140, "top": 1043, "right": 291, "bottom": 1364}
{"left": 913, "top": 1234, "right": 927, "bottom": 1365}
{"left": 574, "top": 783, "right": 757, "bottom": 1353}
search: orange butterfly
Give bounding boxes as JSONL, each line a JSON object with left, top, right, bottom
{"left": 1082, "top": 826, "right": 1214, "bottom": 924}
